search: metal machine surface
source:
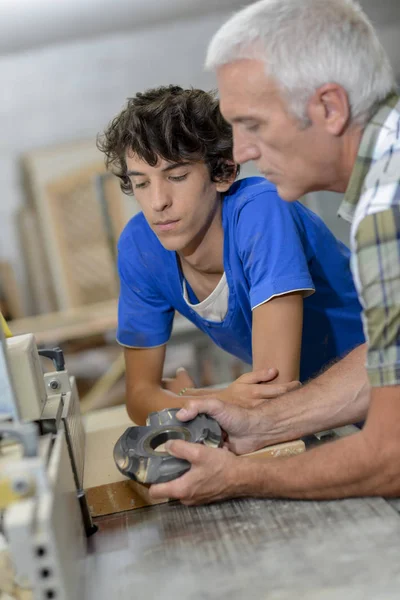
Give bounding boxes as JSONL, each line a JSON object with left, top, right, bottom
{"left": 0, "top": 328, "right": 91, "bottom": 600}
{"left": 114, "top": 408, "right": 222, "bottom": 484}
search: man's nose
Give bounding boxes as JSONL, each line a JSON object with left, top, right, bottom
{"left": 233, "top": 131, "right": 260, "bottom": 165}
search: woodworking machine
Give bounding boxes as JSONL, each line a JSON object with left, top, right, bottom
{"left": 0, "top": 327, "right": 324, "bottom": 600}
{"left": 0, "top": 328, "right": 94, "bottom": 600}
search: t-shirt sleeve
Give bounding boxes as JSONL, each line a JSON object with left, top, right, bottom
{"left": 116, "top": 235, "right": 174, "bottom": 348}
{"left": 353, "top": 204, "right": 400, "bottom": 387}
{"left": 236, "top": 191, "right": 315, "bottom": 309}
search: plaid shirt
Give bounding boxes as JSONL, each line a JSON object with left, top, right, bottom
{"left": 338, "top": 92, "right": 400, "bottom": 387}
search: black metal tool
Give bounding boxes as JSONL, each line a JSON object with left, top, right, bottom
{"left": 114, "top": 408, "right": 222, "bottom": 484}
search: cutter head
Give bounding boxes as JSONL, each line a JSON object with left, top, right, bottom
{"left": 113, "top": 408, "right": 222, "bottom": 484}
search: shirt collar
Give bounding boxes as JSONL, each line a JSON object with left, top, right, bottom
{"left": 338, "top": 92, "right": 400, "bottom": 223}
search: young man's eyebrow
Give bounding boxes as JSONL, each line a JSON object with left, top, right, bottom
{"left": 126, "top": 169, "right": 145, "bottom": 176}
{"left": 162, "top": 161, "right": 191, "bottom": 172}
{"left": 126, "top": 162, "right": 191, "bottom": 177}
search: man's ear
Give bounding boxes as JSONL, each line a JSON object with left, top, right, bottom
{"left": 307, "top": 83, "right": 351, "bottom": 136}
{"left": 215, "top": 161, "right": 238, "bottom": 192}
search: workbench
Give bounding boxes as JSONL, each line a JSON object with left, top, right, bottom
{"left": 84, "top": 494, "right": 400, "bottom": 599}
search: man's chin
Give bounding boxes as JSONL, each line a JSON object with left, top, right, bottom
{"left": 275, "top": 184, "right": 300, "bottom": 203}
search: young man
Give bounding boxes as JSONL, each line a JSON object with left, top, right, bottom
{"left": 148, "top": 0, "right": 400, "bottom": 505}
{"left": 98, "top": 85, "right": 364, "bottom": 424}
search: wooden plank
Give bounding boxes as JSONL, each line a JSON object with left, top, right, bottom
{"left": 243, "top": 438, "right": 305, "bottom": 459}
{"left": 8, "top": 299, "right": 118, "bottom": 345}
{"left": 86, "top": 480, "right": 167, "bottom": 517}
{"left": 83, "top": 405, "right": 168, "bottom": 517}
{"left": 8, "top": 305, "right": 199, "bottom": 346}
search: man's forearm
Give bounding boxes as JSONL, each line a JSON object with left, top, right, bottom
{"left": 254, "top": 344, "right": 369, "bottom": 446}
{"left": 235, "top": 427, "right": 398, "bottom": 500}
{"left": 148, "top": 384, "right": 400, "bottom": 504}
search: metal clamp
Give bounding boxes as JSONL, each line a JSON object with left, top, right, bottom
{"left": 114, "top": 408, "right": 222, "bottom": 484}
{"left": 38, "top": 347, "right": 65, "bottom": 372}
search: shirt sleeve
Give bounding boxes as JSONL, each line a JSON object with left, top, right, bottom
{"left": 236, "top": 191, "right": 315, "bottom": 309}
{"left": 353, "top": 204, "right": 400, "bottom": 387}
{"left": 116, "top": 236, "right": 174, "bottom": 348}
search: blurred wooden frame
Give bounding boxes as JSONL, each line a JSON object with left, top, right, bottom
{"left": 43, "top": 164, "right": 126, "bottom": 309}
{"left": 22, "top": 140, "right": 133, "bottom": 311}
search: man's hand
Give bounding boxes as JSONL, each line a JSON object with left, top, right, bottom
{"left": 149, "top": 440, "right": 241, "bottom": 505}
{"left": 176, "top": 398, "right": 271, "bottom": 455}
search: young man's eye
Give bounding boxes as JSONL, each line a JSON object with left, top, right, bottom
{"left": 169, "top": 173, "right": 188, "bottom": 182}
{"left": 134, "top": 181, "right": 148, "bottom": 189}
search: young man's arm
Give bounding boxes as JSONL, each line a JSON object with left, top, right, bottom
{"left": 125, "top": 345, "right": 300, "bottom": 423}
{"left": 124, "top": 345, "right": 190, "bottom": 424}
{"left": 176, "top": 291, "right": 304, "bottom": 404}
{"left": 251, "top": 291, "right": 303, "bottom": 382}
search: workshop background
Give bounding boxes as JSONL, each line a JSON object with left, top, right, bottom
{"left": 0, "top": 0, "right": 399, "bottom": 411}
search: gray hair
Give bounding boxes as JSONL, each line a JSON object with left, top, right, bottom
{"left": 205, "top": 0, "right": 396, "bottom": 126}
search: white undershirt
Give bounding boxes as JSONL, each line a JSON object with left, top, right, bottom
{"left": 182, "top": 273, "right": 229, "bottom": 322}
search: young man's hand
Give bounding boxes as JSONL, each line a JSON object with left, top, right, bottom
{"left": 149, "top": 440, "right": 241, "bottom": 505}
{"left": 162, "top": 367, "right": 195, "bottom": 395}
{"left": 162, "top": 365, "right": 300, "bottom": 410}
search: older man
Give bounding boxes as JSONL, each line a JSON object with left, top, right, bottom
{"left": 150, "top": 0, "right": 400, "bottom": 504}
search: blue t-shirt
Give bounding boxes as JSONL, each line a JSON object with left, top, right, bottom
{"left": 117, "top": 177, "right": 364, "bottom": 382}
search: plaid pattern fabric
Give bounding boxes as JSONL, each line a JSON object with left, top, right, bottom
{"left": 338, "top": 92, "right": 400, "bottom": 387}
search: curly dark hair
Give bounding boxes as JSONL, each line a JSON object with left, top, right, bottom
{"left": 97, "top": 85, "right": 239, "bottom": 195}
